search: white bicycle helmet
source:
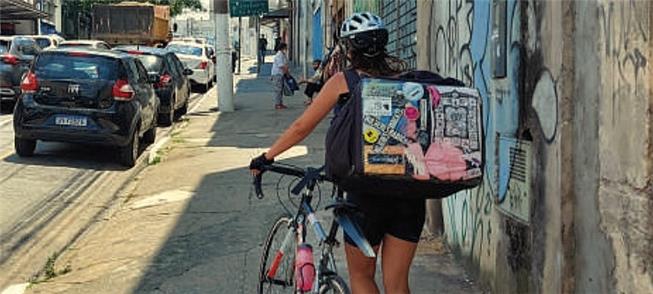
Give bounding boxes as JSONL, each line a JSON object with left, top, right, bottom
{"left": 340, "top": 12, "right": 385, "bottom": 38}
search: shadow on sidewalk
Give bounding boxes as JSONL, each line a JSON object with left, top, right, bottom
{"left": 130, "top": 70, "right": 479, "bottom": 293}
{"left": 131, "top": 72, "right": 323, "bottom": 293}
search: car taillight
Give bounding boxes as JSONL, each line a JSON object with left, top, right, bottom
{"left": 20, "top": 71, "right": 38, "bottom": 93}
{"left": 155, "top": 74, "right": 172, "bottom": 88}
{"left": 112, "top": 79, "right": 134, "bottom": 101}
{"left": 2, "top": 54, "right": 18, "bottom": 65}
{"left": 197, "top": 61, "right": 208, "bottom": 70}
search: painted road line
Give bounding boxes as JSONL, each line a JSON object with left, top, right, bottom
{"left": 0, "top": 117, "right": 12, "bottom": 128}
{"left": 1, "top": 283, "right": 28, "bottom": 294}
{"left": 0, "top": 146, "right": 14, "bottom": 161}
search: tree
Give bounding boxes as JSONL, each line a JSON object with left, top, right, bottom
{"left": 148, "top": 0, "right": 203, "bottom": 16}
{"left": 64, "top": 0, "right": 203, "bottom": 17}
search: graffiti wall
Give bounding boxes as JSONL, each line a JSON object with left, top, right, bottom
{"left": 417, "top": 0, "right": 523, "bottom": 282}
{"left": 417, "top": 0, "right": 576, "bottom": 292}
{"left": 418, "top": 0, "right": 652, "bottom": 293}
{"left": 592, "top": 1, "right": 653, "bottom": 293}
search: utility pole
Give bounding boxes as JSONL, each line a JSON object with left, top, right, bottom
{"left": 213, "top": 0, "right": 234, "bottom": 112}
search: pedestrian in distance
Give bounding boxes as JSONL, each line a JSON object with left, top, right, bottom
{"left": 250, "top": 12, "right": 421, "bottom": 294}
{"left": 270, "top": 43, "right": 289, "bottom": 110}
{"left": 258, "top": 35, "right": 268, "bottom": 71}
{"left": 298, "top": 59, "right": 323, "bottom": 106}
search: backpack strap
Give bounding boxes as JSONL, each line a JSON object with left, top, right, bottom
{"left": 342, "top": 68, "right": 361, "bottom": 95}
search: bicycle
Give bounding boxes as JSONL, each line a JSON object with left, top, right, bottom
{"left": 253, "top": 163, "right": 376, "bottom": 294}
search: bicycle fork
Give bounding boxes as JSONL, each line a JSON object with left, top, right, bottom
{"left": 267, "top": 225, "right": 297, "bottom": 279}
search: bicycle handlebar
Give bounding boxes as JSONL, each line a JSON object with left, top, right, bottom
{"left": 252, "top": 163, "right": 330, "bottom": 199}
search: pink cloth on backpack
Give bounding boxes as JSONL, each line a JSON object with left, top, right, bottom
{"left": 424, "top": 142, "right": 467, "bottom": 181}
{"left": 405, "top": 143, "right": 429, "bottom": 180}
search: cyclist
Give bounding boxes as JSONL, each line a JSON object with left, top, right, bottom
{"left": 250, "top": 12, "right": 423, "bottom": 294}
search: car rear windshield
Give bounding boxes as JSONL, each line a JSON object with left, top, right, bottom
{"left": 166, "top": 44, "right": 202, "bottom": 56}
{"left": 0, "top": 40, "right": 10, "bottom": 53}
{"left": 34, "top": 53, "right": 120, "bottom": 80}
{"left": 134, "top": 54, "right": 163, "bottom": 73}
{"left": 35, "top": 38, "right": 51, "bottom": 49}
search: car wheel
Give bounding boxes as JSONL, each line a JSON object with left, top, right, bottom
{"left": 143, "top": 117, "right": 157, "bottom": 144}
{"left": 119, "top": 128, "right": 139, "bottom": 167}
{"left": 159, "top": 106, "right": 174, "bottom": 127}
{"left": 176, "top": 96, "right": 188, "bottom": 119}
{"left": 15, "top": 137, "right": 36, "bottom": 157}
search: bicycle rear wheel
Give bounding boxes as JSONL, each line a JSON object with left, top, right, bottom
{"left": 319, "top": 275, "right": 350, "bottom": 294}
{"left": 258, "top": 216, "right": 297, "bottom": 294}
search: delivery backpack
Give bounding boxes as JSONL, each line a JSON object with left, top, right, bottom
{"left": 325, "top": 69, "right": 484, "bottom": 199}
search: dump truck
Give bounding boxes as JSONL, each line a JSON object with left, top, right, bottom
{"left": 91, "top": 2, "right": 171, "bottom": 46}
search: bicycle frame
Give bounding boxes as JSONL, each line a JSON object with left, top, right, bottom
{"left": 256, "top": 163, "right": 375, "bottom": 292}
{"left": 265, "top": 178, "right": 335, "bottom": 291}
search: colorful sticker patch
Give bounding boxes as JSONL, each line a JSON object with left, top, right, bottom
{"left": 363, "top": 96, "right": 392, "bottom": 117}
{"left": 363, "top": 126, "right": 381, "bottom": 143}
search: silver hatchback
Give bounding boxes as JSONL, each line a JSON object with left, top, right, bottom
{"left": 0, "top": 36, "right": 41, "bottom": 112}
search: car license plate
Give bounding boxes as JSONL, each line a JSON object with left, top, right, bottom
{"left": 55, "top": 116, "right": 87, "bottom": 127}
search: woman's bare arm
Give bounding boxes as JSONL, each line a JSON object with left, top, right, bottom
{"left": 264, "top": 72, "right": 348, "bottom": 160}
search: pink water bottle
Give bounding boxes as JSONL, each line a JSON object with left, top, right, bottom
{"left": 295, "top": 243, "right": 315, "bottom": 292}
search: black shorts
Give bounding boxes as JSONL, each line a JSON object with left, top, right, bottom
{"left": 304, "top": 82, "right": 322, "bottom": 98}
{"left": 343, "top": 193, "right": 425, "bottom": 248}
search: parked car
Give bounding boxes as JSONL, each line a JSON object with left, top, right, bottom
{"left": 13, "top": 48, "right": 160, "bottom": 167}
{"left": 165, "top": 41, "right": 214, "bottom": 92}
{"left": 59, "top": 40, "right": 111, "bottom": 50}
{"left": 0, "top": 36, "right": 41, "bottom": 111}
{"left": 114, "top": 46, "right": 192, "bottom": 126}
{"left": 173, "top": 37, "right": 207, "bottom": 45}
{"left": 28, "top": 35, "right": 65, "bottom": 50}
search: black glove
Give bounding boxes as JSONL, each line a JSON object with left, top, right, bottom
{"left": 249, "top": 153, "right": 274, "bottom": 171}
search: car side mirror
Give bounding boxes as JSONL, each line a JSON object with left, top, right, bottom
{"left": 211, "top": 55, "right": 216, "bottom": 63}
{"left": 148, "top": 73, "right": 160, "bottom": 84}
{"left": 183, "top": 68, "right": 193, "bottom": 76}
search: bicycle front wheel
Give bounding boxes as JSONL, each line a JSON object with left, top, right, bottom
{"left": 319, "top": 275, "right": 351, "bottom": 294}
{"left": 258, "top": 215, "right": 297, "bottom": 294}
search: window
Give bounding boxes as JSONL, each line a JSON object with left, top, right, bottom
{"left": 166, "top": 44, "right": 203, "bottom": 56}
{"left": 16, "top": 39, "right": 39, "bottom": 56}
{"left": 35, "top": 53, "right": 119, "bottom": 80}
{"left": 165, "top": 54, "right": 181, "bottom": 77}
{"left": 34, "top": 38, "right": 52, "bottom": 49}
{"left": 134, "top": 60, "right": 149, "bottom": 83}
{"left": 126, "top": 59, "right": 141, "bottom": 83}
{"left": 0, "top": 40, "right": 10, "bottom": 53}
{"left": 135, "top": 55, "right": 163, "bottom": 73}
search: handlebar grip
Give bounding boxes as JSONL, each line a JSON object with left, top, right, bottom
{"left": 253, "top": 172, "right": 264, "bottom": 199}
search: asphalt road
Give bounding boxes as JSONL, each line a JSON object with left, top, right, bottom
{"left": 0, "top": 91, "right": 206, "bottom": 289}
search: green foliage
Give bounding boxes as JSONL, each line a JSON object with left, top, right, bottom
{"left": 63, "top": 0, "right": 203, "bottom": 16}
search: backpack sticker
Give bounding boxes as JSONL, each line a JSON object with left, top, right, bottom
{"left": 363, "top": 126, "right": 381, "bottom": 143}
{"left": 364, "top": 145, "right": 405, "bottom": 175}
{"left": 363, "top": 96, "right": 392, "bottom": 116}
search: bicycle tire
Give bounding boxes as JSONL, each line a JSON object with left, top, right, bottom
{"left": 319, "top": 275, "right": 351, "bottom": 294}
{"left": 258, "top": 215, "right": 297, "bottom": 294}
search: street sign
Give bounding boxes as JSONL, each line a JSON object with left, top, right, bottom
{"left": 229, "top": 0, "right": 268, "bottom": 17}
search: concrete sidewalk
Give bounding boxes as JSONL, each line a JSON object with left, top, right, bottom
{"left": 25, "top": 57, "right": 482, "bottom": 294}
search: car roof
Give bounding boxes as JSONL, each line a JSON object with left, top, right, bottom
{"left": 44, "top": 47, "right": 130, "bottom": 59}
{"left": 113, "top": 46, "right": 170, "bottom": 56}
{"left": 25, "top": 35, "right": 52, "bottom": 39}
{"left": 167, "top": 41, "right": 204, "bottom": 48}
{"left": 60, "top": 40, "right": 106, "bottom": 45}
{"left": 0, "top": 36, "right": 34, "bottom": 41}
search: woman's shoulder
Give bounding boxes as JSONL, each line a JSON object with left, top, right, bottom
{"left": 323, "top": 72, "right": 348, "bottom": 94}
